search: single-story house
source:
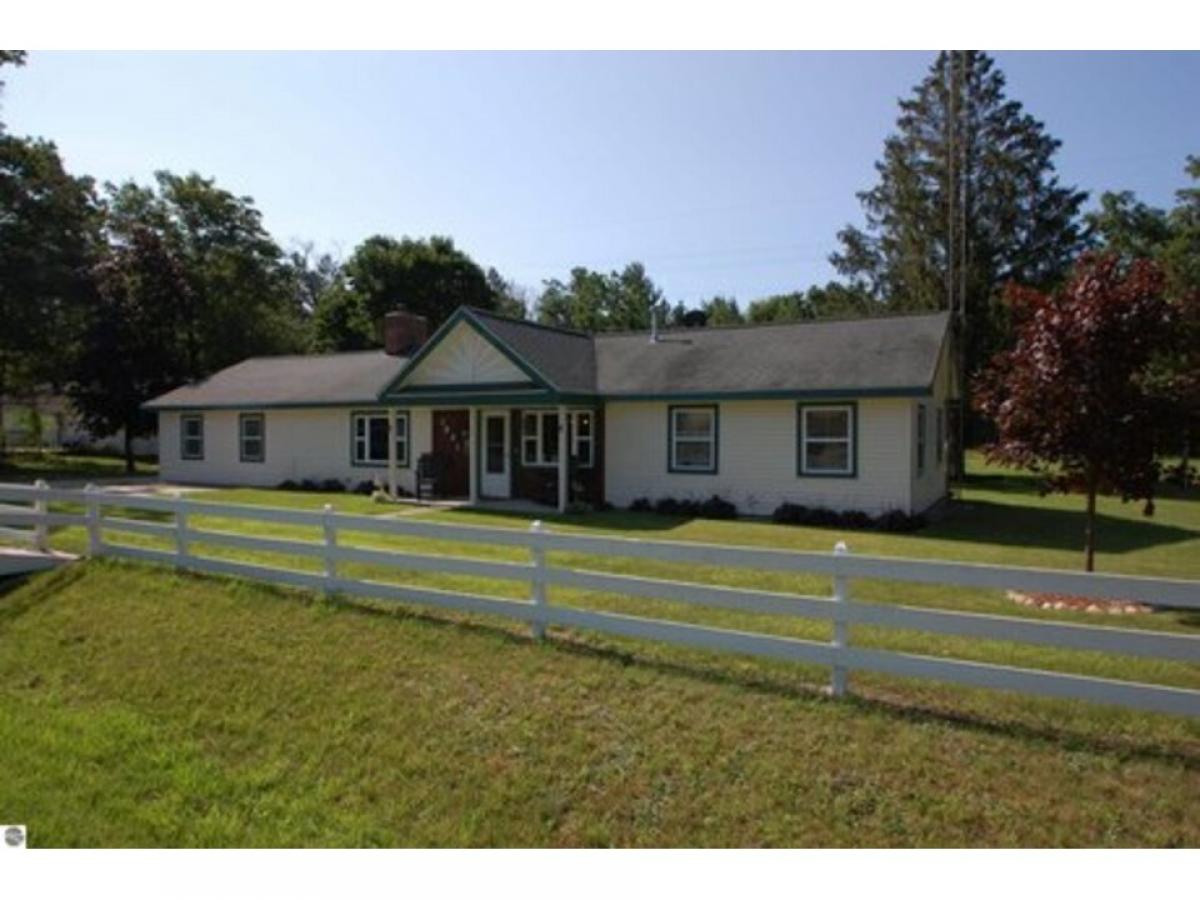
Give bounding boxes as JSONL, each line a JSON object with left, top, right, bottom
{"left": 144, "top": 306, "right": 956, "bottom": 516}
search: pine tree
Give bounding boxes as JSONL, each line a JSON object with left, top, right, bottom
{"left": 831, "top": 51, "right": 1088, "bottom": 474}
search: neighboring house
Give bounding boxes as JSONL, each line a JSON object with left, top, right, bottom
{"left": 2, "top": 391, "right": 158, "bottom": 456}
{"left": 145, "top": 306, "right": 955, "bottom": 516}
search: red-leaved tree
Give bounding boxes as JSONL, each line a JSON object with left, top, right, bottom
{"left": 974, "top": 254, "right": 1177, "bottom": 571}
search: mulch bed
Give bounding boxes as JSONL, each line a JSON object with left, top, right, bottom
{"left": 1007, "top": 590, "right": 1151, "bottom": 615}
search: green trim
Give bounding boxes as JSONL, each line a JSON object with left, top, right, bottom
{"left": 667, "top": 404, "right": 719, "bottom": 475}
{"left": 349, "top": 409, "right": 411, "bottom": 469}
{"left": 611, "top": 386, "right": 929, "bottom": 403}
{"left": 238, "top": 412, "right": 265, "bottom": 463}
{"left": 796, "top": 401, "right": 858, "bottom": 479}
{"left": 180, "top": 413, "right": 204, "bottom": 461}
{"left": 148, "top": 399, "right": 388, "bottom": 412}
{"left": 399, "top": 381, "right": 535, "bottom": 394}
{"left": 379, "top": 308, "right": 559, "bottom": 400}
{"left": 399, "top": 392, "right": 595, "bottom": 407}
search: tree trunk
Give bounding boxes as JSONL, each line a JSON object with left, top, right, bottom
{"left": 1083, "top": 474, "right": 1097, "bottom": 573}
{"left": 124, "top": 428, "right": 135, "bottom": 475}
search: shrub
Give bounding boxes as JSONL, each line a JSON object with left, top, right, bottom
{"left": 353, "top": 480, "right": 375, "bottom": 496}
{"left": 770, "top": 502, "right": 927, "bottom": 533}
{"left": 320, "top": 478, "right": 347, "bottom": 493}
{"left": 875, "top": 509, "right": 926, "bottom": 533}
{"left": 698, "top": 494, "right": 737, "bottom": 520}
{"left": 277, "top": 479, "right": 299, "bottom": 491}
{"left": 630, "top": 497, "right": 653, "bottom": 512}
{"left": 299, "top": 478, "right": 321, "bottom": 492}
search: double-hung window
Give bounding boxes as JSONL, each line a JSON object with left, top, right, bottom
{"left": 916, "top": 404, "right": 927, "bottom": 476}
{"left": 522, "top": 410, "right": 594, "bottom": 467}
{"left": 352, "top": 411, "right": 409, "bottom": 466}
{"left": 239, "top": 413, "right": 265, "bottom": 463}
{"left": 668, "top": 405, "right": 717, "bottom": 474}
{"left": 180, "top": 414, "right": 204, "bottom": 460}
{"left": 798, "top": 404, "right": 854, "bottom": 476}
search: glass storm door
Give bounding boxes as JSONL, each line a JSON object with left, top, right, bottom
{"left": 481, "top": 412, "right": 510, "bottom": 498}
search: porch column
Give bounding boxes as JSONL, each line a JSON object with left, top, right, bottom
{"left": 468, "top": 407, "right": 479, "bottom": 505}
{"left": 557, "top": 404, "right": 568, "bottom": 513}
{"left": 387, "top": 406, "right": 398, "bottom": 497}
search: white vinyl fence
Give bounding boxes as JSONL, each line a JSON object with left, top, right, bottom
{"left": 2, "top": 481, "right": 1199, "bottom": 717}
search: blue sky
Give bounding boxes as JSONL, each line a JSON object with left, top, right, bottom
{"left": 5, "top": 51, "right": 1198, "bottom": 306}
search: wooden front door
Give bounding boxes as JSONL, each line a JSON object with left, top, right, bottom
{"left": 432, "top": 410, "right": 471, "bottom": 498}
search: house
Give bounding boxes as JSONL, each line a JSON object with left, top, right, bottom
{"left": 144, "top": 306, "right": 955, "bottom": 516}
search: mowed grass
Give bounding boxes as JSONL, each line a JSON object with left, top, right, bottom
{"left": 1, "top": 452, "right": 1198, "bottom": 846}
{"left": 0, "top": 449, "right": 157, "bottom": 480}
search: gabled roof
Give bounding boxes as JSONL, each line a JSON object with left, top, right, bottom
{"left": 593, "top": 312, "right": 951, "bottom": 398}
{"left": 467, "top": 309, "right": 596, "bottom": 393}
{"left": 143, "top": 350, "right": 407, "bottom": 410}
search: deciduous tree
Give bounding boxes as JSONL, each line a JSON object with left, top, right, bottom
{"left": 974, "top": 254, "right": 1180, "bottom": 571}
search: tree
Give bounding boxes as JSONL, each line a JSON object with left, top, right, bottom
{"left": 746, "top": 282, "right": 879, "bottom": 324}
{"left": 832, "top": 51, "right": 1089, "bottom": 472}
{"left": 699, "top": 295, "right": 744, "bottom": 325}
{"left": 68, "top": 227, "right": 192, "bottom": 472}
{"left": 1088, "top": 156, "right": 1200, "bottom": 486}
{"left": 535, "top": 262, "right": 668, "bottom": 332}
{"left": 105, "top": 171, "right": 307, "bottom": 378}
{"left": 0, "top": 134, "right": 100, "bottom": 454}
{"left": 973, "top": 254, "right": 1180, "bottom": 571}
{"left": 311, "top": 279, "right": 375, "bottom": 352}
{"left": 0, "top": 50, "right": 26, "bottom": 132}
{"left": 485, "top": 266, "right": 529, "bottom": 320}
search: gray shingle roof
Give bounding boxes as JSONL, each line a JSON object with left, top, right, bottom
{"left": 143, "top": 350, "right": 407, "bottom": 409}
{"left": 468, "top": 309, "right": 596, "bottom": 393}
{"left": 593, "top": 312, "right": 950, "bottom": 396}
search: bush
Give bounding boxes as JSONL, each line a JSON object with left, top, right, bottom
{"left": 353, "top": 480, "right": 375, "bottom": 496}
{"left": 320, "top": 478, "right": 346, "bottom": 493}
{"left": 630, "top": 497, "right": 653, "bottom": 512}
{"left": 698, "top": 494, "right": 737, "bottom": 520}
{"left": 277, "top": 479, "right": 299, "bottom": 491}
{"left": 770, "top": 502, "right": 927, "bottom": 533}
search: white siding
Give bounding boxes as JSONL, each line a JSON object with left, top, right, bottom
{"left": 910, "top": 338, "right": 954, "bottom": 514}
{"left": 604, "top": 398, "right": 914, "bottom": 516}
{"left": 158, "top": 407, "right": 432, "bottom": 492}
{"left": 403, "top": 321, "right": 528, "bottom": 387}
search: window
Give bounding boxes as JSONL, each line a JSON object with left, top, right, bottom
{"left": 669, "top": 405, "right": 717, "bottom": 474}
{"left": 798, "top": 404, "right": 854, "bottom": 476}
{"left": 916, "top": 404, "right": 927, "bottom": 475}
{"left": 352, "top": 411, "right": 409, "bottom": 466}
{"left": 521, "top": 410, "right": 593, "bottom": 467}
{"left": 239, "top": 413, "right": 265, "bottom": 463}
{"left": 572, "top": 411, "right": 593, "bottom": 468}
{"left": 936, "top": 407, "right": 944, "bottom": 465}
{"left": 180, "top": 414, "right": 204, "bottom": 460}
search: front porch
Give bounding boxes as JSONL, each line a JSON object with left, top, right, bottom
{"left": 383, "top": 404, "right": 602, "bottom": 513}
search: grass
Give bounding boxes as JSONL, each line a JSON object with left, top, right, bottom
{"left": 0, "top": 448, "right": 157, "bottom": 480}
{"left": 1, "top": 451, "right": 1198, "bottom": 846}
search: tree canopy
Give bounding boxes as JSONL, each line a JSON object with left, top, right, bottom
{"left": 832, "top": 51, "right": 1089, "bottom": 441}
{"left": 535, "top": 262, "right": 668, "bottom": 332}
{"left": 973, "top": 254, "right": 1186, "bottom": 571}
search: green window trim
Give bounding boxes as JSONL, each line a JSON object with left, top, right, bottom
{"left": 667, "top": 404, "right": 719, "bottom": 475}
{"left": 180, "top": 413, "right": 204, "bottom": 461}
{"left": 238, "top": 412, "right": 266, "bottom": 463}
{"left": 350, "top": 409, "right": 411, "bottom": 468}
{"left": 796, "top": 401, "right": 857, "bottom": 479}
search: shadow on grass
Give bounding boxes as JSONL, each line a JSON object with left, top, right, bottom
{"left": 309, "top": 581, "right": 1200, "bottom": 772}
{"left": 927, "top": 498, "right": 1196, "bottom": 555}
{"left": 964, "top": 469, "right": 1200, "bottom": 504}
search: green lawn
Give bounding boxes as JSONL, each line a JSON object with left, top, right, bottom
{"left": 1, "top": 452, "right": 1198, "bottom": 846}
{"left": 0, "top": 449, "right": 157, "bottom": 480}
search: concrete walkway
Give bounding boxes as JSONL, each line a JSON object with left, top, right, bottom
{"left": 0, "top": 546, "right": 77, "bottom": 577}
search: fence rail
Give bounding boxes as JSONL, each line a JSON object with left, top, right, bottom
{"left": 1, "top": 480, "right": 1199, "bottom": 718}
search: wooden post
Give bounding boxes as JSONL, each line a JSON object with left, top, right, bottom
{"left": 530, "top": 519, "right": 546, "bottom": 639}
{"left": 174, "top": 490, "right": 190, "bottom": 569}
{"left": 32, "top": 478, "right": 49, "bottom": 553}
{"left": 831, "top": 540, "right": 850, "bottom": 698}
{"left": 84, "top": 483, "right": 103, "bottom": 558}
{"left": 322, "top": 503, "right": 337, "bottom": 595}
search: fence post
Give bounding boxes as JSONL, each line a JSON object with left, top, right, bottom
{"left": 831, "top": 540, "right": 850, "bottom": 698}
{"left": 84, "top": 483, "right": 103, "bottom": 558}
{"left": 322, "top": 503, "right": 337, "bottom": 596}
{"left": 530, "top": 520, "right": 546, "bottom": 639}
{"left": 32, "top": 478, "right": 50, "bottom": 553}
{"left": 174, "top": 491, "right": 190, "bottom": 569}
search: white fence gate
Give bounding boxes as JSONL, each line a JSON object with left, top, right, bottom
{"left": 1, "top": 481, "right": 1198, "bottom": 717}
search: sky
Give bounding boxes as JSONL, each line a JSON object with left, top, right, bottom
{"left": 5, "top": 51, "right": 1199, "bottom": 307}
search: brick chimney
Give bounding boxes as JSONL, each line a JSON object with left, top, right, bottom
{"left": 383, "top": 309, "right": 428, "bottom": 357}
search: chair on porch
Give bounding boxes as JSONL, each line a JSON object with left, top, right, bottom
{"left": 416, "top": 453, "right": 448, "bottom": 501}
